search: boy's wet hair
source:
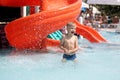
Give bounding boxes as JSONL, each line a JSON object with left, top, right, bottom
{"left": 66, "top": 22, "right": 75, "bottom": 28}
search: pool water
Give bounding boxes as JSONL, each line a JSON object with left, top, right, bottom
{"left": 0, "top": 30, "right": 120, "bottom": 80}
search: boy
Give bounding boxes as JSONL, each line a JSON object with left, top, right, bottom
{"left": 60, "top": 22, "right": 79, "bottom": 62}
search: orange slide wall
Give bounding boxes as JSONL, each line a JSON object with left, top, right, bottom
{"left": 75, "top": 20, "right": 107, "bottom": 43}
{"left": 0, "top": 0, "right": 107, "bottom": 50}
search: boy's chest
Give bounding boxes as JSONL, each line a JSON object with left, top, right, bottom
{"left": 65, "top": 37, "right": 75, "bottom": 44}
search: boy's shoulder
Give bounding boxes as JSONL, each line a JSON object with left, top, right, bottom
{"left": 73, "top": 35, "right": 78, "bottom": 38}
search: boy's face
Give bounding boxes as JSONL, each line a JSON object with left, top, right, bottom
{"left": 67, "top": 24, "right": 76, "bottom": 35}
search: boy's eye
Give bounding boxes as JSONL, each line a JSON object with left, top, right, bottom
{"left": 72, "top": 28, "right": 75, "bottom": 29}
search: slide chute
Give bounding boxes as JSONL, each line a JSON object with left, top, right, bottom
{"left": 0, "top": 0, "right": 107, "bottom": 50}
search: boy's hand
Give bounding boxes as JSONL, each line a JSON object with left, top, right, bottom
{"left": 64, "top": 49, "right": 69, "bottom": 54}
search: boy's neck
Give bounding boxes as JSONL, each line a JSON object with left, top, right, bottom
{"left": 67, "top": 33, "right": 74, "bottom": 37}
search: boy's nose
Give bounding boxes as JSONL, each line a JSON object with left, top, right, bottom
{"left": 74, "top": 29, "right": 76, "bottom": 32}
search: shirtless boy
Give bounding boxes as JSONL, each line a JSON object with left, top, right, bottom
{"left": 60, "top": 22, "right": 79, "bottom": 62}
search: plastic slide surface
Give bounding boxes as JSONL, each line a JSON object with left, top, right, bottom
{"left": 74, "top": 20, "right": 107, "bottom": 43}
{"left": 0, "top": 0, "right": 107, "bottom": 50}
{"left": 1, "top": 0, "right": 81, "bottom": 49}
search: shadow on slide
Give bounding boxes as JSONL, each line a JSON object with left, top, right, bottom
{"left": 0, "top": 0, "right": 107, "bottom": 50}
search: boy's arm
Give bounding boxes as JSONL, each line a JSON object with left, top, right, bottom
{"left": 69, "top": 36, "right": 79, "bottom": 53}
{"left": 59, "top": 36, "right": 67, "bottom": 52}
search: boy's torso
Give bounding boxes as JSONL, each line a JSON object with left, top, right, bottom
{"left": 63, "top": 35, "right": 76, "bottom": 50}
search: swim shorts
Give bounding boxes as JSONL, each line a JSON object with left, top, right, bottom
{"left": 63, "top": 54, "right": 76, "bottom": 60}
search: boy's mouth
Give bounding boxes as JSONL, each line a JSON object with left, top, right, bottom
{"left": 71, "top": 31, "right": 75, "bottom": 34}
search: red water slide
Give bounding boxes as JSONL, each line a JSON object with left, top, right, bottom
{"left": 0, "top": 0, "right": 107, "bottom": 50}
{"left": 75, "top": 20, "right": 107, "bottom": 42}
